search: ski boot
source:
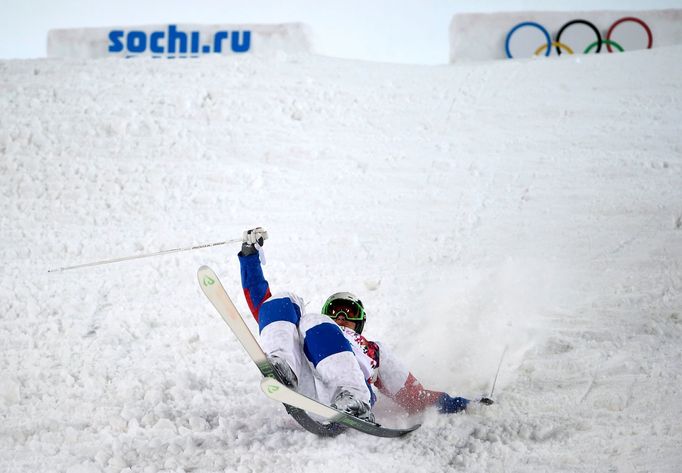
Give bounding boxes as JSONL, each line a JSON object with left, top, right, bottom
{"left": 268, "top": 355, "right": 298, "bottom": 390}
{"left": 331, "top": 389, "right": 375, "bottom": 423}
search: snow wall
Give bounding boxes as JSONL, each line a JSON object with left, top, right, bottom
{"left": 449, "top": 9, "right": 682, "bottom": 62}
{"left": 47, "top": 23, "right": 312, "bottom": 59}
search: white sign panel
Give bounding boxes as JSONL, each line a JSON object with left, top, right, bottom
{"left": 450, "top": 10, "right": 682, "bottom": 62}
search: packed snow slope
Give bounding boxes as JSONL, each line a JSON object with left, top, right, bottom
{"left": 1, "top": 46, "right": 681, "bottom": 473}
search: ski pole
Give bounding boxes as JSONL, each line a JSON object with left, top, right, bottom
{"left": 490, "top": 345, "right": 508, "bottom": 398}
{"left": 47, "top": 238, "right": 242, "bottom": 273}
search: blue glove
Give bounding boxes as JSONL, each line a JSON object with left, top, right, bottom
{"left": 436, "top": 393, "right": 470, "bottom": 413}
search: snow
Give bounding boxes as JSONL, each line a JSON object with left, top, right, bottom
{"left": 1, "top": 45, "right": 681, "bottom": 472}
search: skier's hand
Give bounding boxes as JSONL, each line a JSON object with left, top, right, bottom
{"left": 239, "top": 227, "right": 268, "bottom": 257}
{"left": 243, "top": 227, "right": 268, "bottom": 246}
{"left": 436, "top": 394, "right": 469, "bottom": 414}
{"left": 478, "top": 397, "right": 494, "bottom": 406}
{"left": 462, "top": 396, "right": 494, "bottom": 413}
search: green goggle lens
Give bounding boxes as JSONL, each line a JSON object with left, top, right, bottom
{"left": 322, "top": 299, "right": 365, "bottom": 321}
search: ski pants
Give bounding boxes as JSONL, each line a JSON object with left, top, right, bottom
{"left": 258, "top": 292, "right": 371, "bottom": 405}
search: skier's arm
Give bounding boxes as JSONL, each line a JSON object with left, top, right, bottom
{"left": 374, "top": 342, "right": 470, "bottom": 414}
{"left": 237, "top": 229, "right": 271, "bottom": 321}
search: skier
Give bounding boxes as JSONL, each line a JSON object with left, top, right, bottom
{"left": 238, "top": 227, "right": 492, "bottom": 422}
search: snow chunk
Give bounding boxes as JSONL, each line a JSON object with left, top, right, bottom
{"left": 153, "top": 418, "right": 177, "bottom": 433}
{"left": 363, "top": 278, "right": 381, "bottom": 291}
{"left": 0, "top": 377, "right": 21, "bottom": 406}
{"left": 65, "top": 462, "right": 102, "bottom": 473}
{"left": 108, "top": 415, "right": 127, "bottom": 432}
{"left": 189, "top": 415, "right": 209, "bottom": 432}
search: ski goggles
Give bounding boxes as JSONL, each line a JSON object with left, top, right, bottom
{"left": 322, "top": 299, "right": 366, "bottom": 321}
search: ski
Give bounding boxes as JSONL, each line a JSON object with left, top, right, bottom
{"left": 197, "top": 265, "right": 420, "bottom": 438}
{"left": 197, "top": 265, "right": 346, "bottom": 437}
{"left": 261, "top": 378, "right": 421, "bottom": 438}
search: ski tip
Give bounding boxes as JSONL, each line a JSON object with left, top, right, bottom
{"left": 197, "top": 265, "right": 216, "bottom": 280}
{"left": 197, "top": 266, "right": 219, "bottom": 288}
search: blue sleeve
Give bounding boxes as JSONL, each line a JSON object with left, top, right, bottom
{"left": 238, "top": 252, "right": 271, "bottom": 321}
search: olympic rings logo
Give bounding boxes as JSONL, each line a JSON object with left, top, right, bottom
{"left": 505, "top": 17, "right": 653, "bottom": 59}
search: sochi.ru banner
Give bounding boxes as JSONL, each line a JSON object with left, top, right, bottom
{"left": 108, "top": 25, "right": 251, "bottom": 57}
{"left": 48, "top": 23, "right": 312, "bottom": 59}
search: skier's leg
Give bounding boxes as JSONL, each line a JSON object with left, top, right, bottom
{"left": 258, "top": 292, "right": 305, "bottom": 384}
{"left": 298, "top": 314, "right": 371, "bottom": 407}
{"left": 258, "top": 292, "right": 316, "bottom": 395}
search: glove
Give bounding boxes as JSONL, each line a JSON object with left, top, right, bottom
{"left": 436, "top": 393, "right": 470, "bottom": 414}
{"left": 243, "top": 227, "right": 268, "bottom": 246}
{"left": 240, "top": 227, "right": 268, "bottom": 257}
{"left": 478, "top": 397, "right": 494, "bottom": 406}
